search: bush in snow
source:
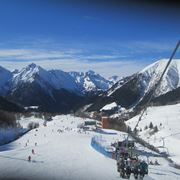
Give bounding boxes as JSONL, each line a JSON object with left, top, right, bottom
{"left": 144, "top": 125, "right": 148, "bottom": 130}
{"left": 34, "top": 113, "right": 44, "bottom": 119}
{"left": 149, "top": 125, "right": 159, "bottom": 136}
{"left": 27, "top": 122, "right": 39, "bottom": 130}
{"left": 153, "top": 126, "right": 159, "bottom": 133}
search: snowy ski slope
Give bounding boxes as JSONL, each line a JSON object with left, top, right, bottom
{"left": 0, "top": 115, "right": 179, "bottom": 180}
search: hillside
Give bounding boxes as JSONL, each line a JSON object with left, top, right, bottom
{"left": 0, "top": 96, "right": 23, "bottom": 112}
{"left": 86, "top": 59, "right": 180, "bottom": 117}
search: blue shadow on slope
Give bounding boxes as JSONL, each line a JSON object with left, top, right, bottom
{"left": 91, "top": 136, "right": 115, "bottom": 159}
{"left": 0, "top": 128, "right": 30, "bottom": 152}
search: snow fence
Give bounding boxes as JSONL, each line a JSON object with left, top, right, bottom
{"left": 91, "top": 136, "right": 116, "bottom": 159}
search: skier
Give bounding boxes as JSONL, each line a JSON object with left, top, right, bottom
{"left": 155, "top": 159, "right": 160, "bottom": 165}
{"left": 32, "top": 149, "right": 35, "bottom": 154}
{"left": 149, "top": 160, "right": 154, "bottom": 165}
{"left": 28, "top": 155, "right": 31, "bottom": 162}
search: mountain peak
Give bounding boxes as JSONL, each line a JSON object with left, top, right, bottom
{"left": 140, "top": 59, "right": 180, "bottom": 74}
{"left": 86, "top": 70, "right": 96, "bottom": 75}
{"left": 27, "top": 63, "right": 39, "bottom": 69}
{"left": 23, "top": 63, "right": 45, "bottom": 74}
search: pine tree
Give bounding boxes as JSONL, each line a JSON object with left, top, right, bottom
{"left": 154, "top": 126, "right": 158, "bottom": 133}
{"left": 144, "top": 125, "right": 148, "bottom": 130}
{"left": 149, "top": 122, "right": 153, "bottom": 129}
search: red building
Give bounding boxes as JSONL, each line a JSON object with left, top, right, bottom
{"left": 101, "top": 116, "right": 109, "bottom": 129}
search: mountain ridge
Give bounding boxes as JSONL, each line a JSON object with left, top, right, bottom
{"left": 0, "top": 63, "right": 119, "bottom": 112}
{"left": 86, "top": 59, "right": 180, "bottom": 117}
{"left": 0, "top": 63, "right": 118, "bottom": 96}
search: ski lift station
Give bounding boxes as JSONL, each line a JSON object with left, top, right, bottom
{"left": 78, "top": 120, "right": 98, "bottom": 131}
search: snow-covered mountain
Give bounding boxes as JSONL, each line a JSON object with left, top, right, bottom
{"left": 0, "top": 63, "right": 116, "bottom": 96}
{"left": 11, "top": 63, "right": 79, "bottom": 94}
{"left": 11, "top": 63, "right": 50, "bottom": 90}
{"left": 1, "top": 63, "right": 114, "bottom": 95}
{"left": 87, "top": 59, "right": 180, "bottom": 114}
{"left": 4, "top": 64, "right": 83, "bottom": 113}
{"left": 0, "top": 63, "right": 117, "bottom": 112}
{"left": 69, "top": 70, "right": 112, "bottom": 94}
{"left": 138, "top": 59, "right": 180, "bottom": 98}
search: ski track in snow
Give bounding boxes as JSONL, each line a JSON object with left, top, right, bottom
{"left": 0, "top": 115, "right": 179, "bottom": 180}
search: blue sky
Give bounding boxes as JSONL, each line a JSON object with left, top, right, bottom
{"left": 0, "top": 0, "right": 180, "bottom": 77}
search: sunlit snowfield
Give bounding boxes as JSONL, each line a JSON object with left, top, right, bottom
{"left": 0, "top": 115, "right": 180, "bottom": 180}
{"left": 126, "top": 103, "right": 180, "bottom": 164}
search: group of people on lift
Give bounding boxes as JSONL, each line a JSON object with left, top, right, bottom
{"left": 115, "top": 142, "right": 148, "bottom": 179}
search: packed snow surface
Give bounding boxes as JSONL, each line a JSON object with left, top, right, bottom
{"left": 0, "top": 115, "right": 179, "bottom": 180}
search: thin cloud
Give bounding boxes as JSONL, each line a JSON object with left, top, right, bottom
{"left": 120, "top": 41, "right": 175, "bottom": 53}
{"left": 0, "top": 39, "right": 174, "bottom": 77}
{"left": 0, "top": 48, "right": 126, "bottom": 62}
{"left": 0, "top": 58, "right": 149, "bottom": 78}
{"left": 0, "top": 49, "right": 76, "bottom": 61}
